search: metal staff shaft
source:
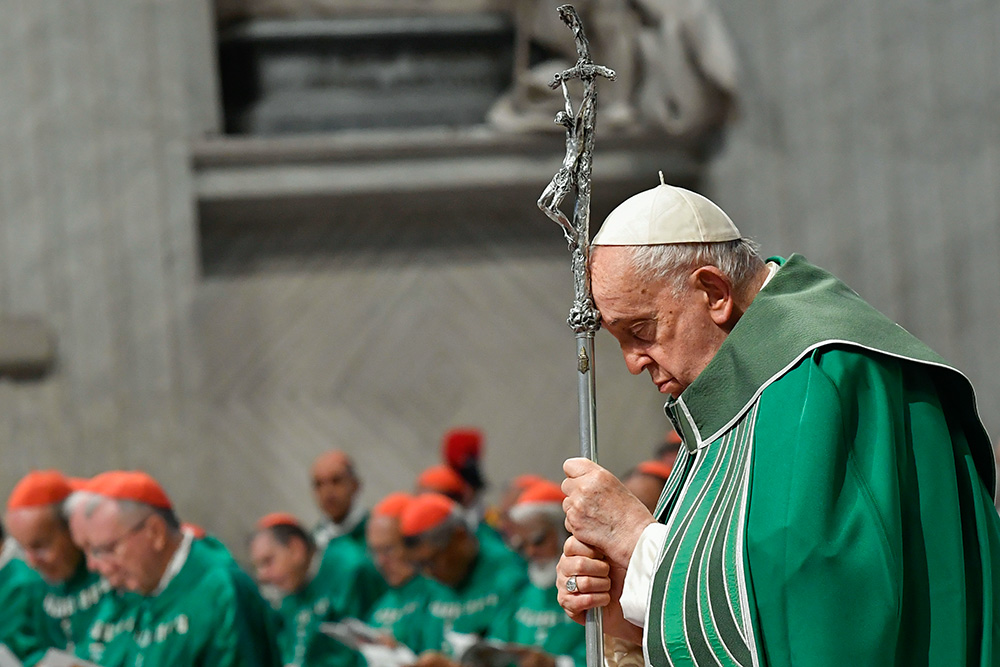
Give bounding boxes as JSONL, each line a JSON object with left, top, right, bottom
{"left": 576, "top": 337, "right": 598, "bottom": 461}
{"left": 536, "top": 6, "right": 615, "bottom": 667}
{"left": 575, "top": 333, "right": 601, "bottom": 664}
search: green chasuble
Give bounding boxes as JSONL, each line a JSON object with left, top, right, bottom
{"left": 108, "top": 535, "right": 280, "bottom": 667}
{"left": 366, "top": 575, "right": 447, "bottom": 654}
{"left": 318, "top": 533, "right": 387, "bottom": 621}
{"left": 423, "top": 546, "right": 528, "bottom": 656}
{"left": 343, "top": 515, "right": 368, "bottom": 549}
{"left": 644, "top": 255, "right": 1000, "bottom": 666}
{"left": 274, "top": 547, "right": 376, "bottom": 667}
{"left": 77, "top": 533, "right": 279, "bottom": 667}
{"left": 75, "top": 590, "right": 141, "bottom": 667}
{"left": 194, "top": 533, "right": 238, "bottom": 564}
{"left": 0, "top": 541, "right": 47, "bottom": 665}
{"left": 325, "top": 536, "right": 387, "bottom": 620}
{"left": 487, "top": 582, "right": 586, "bottom": 667}
{"left": 39, "top": 557, "right": 111, "bottom": 654}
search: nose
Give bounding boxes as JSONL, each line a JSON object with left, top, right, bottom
{"left": 24, "top": 550, "right": 45, "bottom": 570}
{"left": 622, "top": 347, "right": 650, "bottom": 375}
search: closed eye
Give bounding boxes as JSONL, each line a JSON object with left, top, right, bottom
{"left": 629, "top": 320, "right": 656, "bottom": 342}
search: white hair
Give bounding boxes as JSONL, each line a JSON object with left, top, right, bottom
{"left": 624, "top": 239, "right": 764, "bottom": 295}
{"left": 68, "top": 492, "right": 179, "bottom": 533}
{"left": 507, "top": 502, "right": 565, "bottom": 526}
{"left": 63, "top": 491, "right": 103, "bottom": 520}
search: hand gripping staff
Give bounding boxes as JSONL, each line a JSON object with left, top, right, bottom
{"left": 536, "top": 6, "right": 615, "bottom": 667}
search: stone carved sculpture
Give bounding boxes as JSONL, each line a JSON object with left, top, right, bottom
{"left": 491, "top": 0, "right": 740, "bottom": 141}
{"left": 214, "top": 0, "right": 739, "bottom": 144}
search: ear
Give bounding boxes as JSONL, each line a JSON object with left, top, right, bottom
{"left": 148, "top": 515, "right": 169, "bottom": 551}
{"left": 288, "top": 536, "right": 303, "bottom": 559}
{"left": 690, "top": 267, "right": 736, "bottom": 328}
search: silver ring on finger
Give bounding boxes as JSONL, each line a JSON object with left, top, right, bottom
{"left": 566, "top": 575, "right": 579, "bottom": 593}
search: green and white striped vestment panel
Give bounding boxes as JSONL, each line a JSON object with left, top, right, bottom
{"left": 647, "top": 405, "right": 760, "bottom": 667}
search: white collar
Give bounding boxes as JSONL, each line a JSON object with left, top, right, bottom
{"left": 318, "top": 504, "right": 366, "bottom": 541}
{"left": 760, "top": 260, "right": 780, "bottom": 288}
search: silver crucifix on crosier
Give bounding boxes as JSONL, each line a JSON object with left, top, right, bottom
{"left": 537, "top": 6, "right": 615, "bottom": 667}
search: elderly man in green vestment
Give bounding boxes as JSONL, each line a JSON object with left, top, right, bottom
{"left": 364, "top": 492, "right": 446, "bottom": 655}
{"left": 556, "top": 181, "right": 1000, "bottom": 666}
{"left": 415, "top": 464, "right": 520, "bottom": 573}
{"left": 78, "top": 470, "right": 280, "bottom": 667}
{"left": 311, "top": 451, "right": 369, "bottom": 551}
{"left": 401, "top": 493, "right": 527, "bottom": 665}
{"left": 68, "top": 477, "right": 235, "bottom": 666}
{"left": 64, "top": 482, "right": 139, "bottom": 666}
{"left": 4, "top": 470, "right": 111, "bottom": 658}
{"left": 250, "top": 512, "right": 369, "bottom": 667}
{"left": 310, "top": 451, "right": 387, "bottom": 616}
{"left": 486, "top": 480, "right": 585, "bottom": 667}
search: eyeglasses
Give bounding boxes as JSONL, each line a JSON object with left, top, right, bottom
{"left": 510, "top": 528, "right": 552, "bottom": 555}
{"left": 407, "top": 541, "right": 448, "bottom": 572}
{"left": 369, "top": 544, "right": 404, "bottom": 560}
{"left": 88, "top": 515, "right": 151, "bottom": 560}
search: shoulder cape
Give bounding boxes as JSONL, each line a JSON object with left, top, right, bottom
{"left": 667, "top": 254, "right": 994, "bottom": 494}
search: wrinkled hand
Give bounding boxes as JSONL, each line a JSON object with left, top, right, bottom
{"left": 561, "top": 458, "right": 655, "bottom": 568}
{"left": 557, "top": 535, "right": 611, "bottom": 618}
{"left": 556, "top": 536, "right": 644, "bottom": 644}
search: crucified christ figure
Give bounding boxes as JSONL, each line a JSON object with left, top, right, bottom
{"left": 537, "top": 6, "right": 616, "bottom": 251}
{"left": 537, "top": 5, "right": 615, "bottom": 335}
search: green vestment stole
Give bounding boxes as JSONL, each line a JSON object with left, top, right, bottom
{"left": 646, "top": 255, "right": 1000, "bottom": 666}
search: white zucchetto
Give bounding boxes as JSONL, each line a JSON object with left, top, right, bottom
{"left": 592, "top": 176, "right": 741, "bottom": 246}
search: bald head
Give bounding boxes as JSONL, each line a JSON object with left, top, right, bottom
{"left": 312, "top": 450, "right": 354, "bottom": 476}
{"left": 5, "top": 503, "right": 81, "bottom": 584}
{"left": 311, "top": 450, "right": 360, "bottom": 523}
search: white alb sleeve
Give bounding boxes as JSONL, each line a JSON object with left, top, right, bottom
{"left": 620, "top": 522, "right": 669, "bottom": 627}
